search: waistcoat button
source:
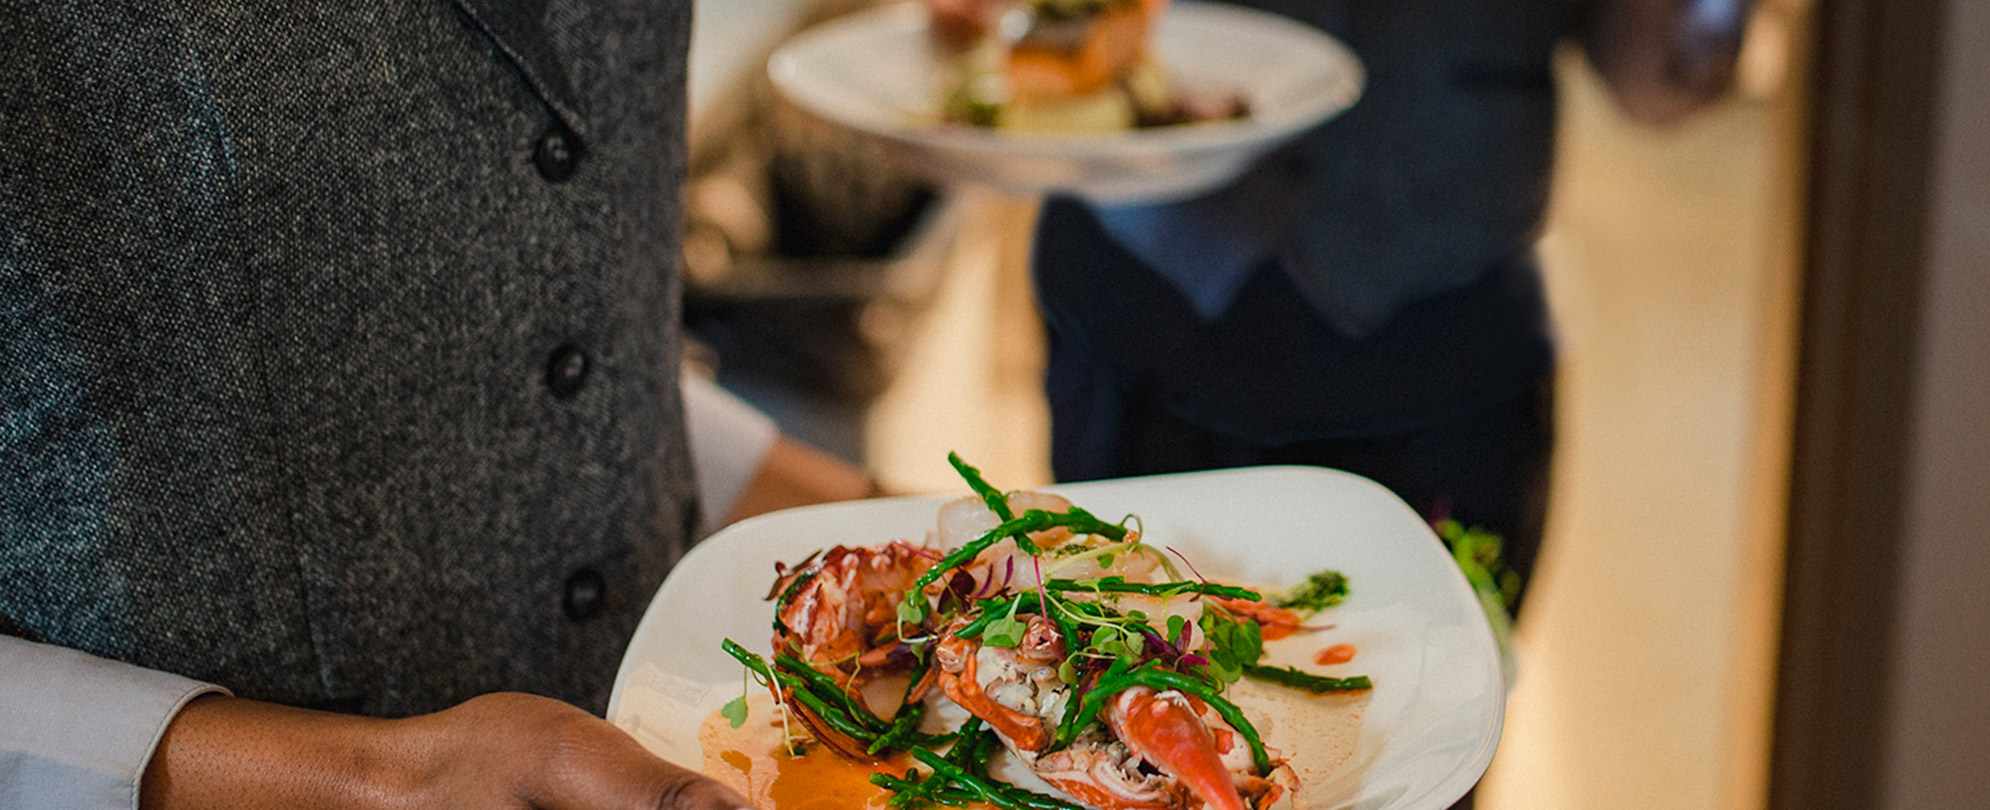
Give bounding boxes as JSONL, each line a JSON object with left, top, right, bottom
{"left": 545, "top": 345, "right": 589, "bottom": 399}
{"left": 533, "top": 125, "right": 582, "bottom": 183}
{"left": 563, "top": 568, "right": 606, "bottom": 621}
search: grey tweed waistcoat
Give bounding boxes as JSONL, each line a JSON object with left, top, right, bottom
{"left": 0, "top": 0, "right": 697, "bottom": 717}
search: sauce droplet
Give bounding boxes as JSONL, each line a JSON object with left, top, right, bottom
{"left": 1314, "top": 643, "right": 1357, "bottom": 666}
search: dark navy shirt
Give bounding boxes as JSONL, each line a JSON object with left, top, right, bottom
{"left": 1035, "top": 0, "right": 1570, "bottom": 440}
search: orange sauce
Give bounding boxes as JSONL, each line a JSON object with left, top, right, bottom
{"left": 698, "top": 697, "right": 993, "bottom": 810}
{"left": 1313, "top": 643, "right": 1357, "bottom": 666}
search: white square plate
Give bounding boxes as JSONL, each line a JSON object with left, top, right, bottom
{"left": 609, "top": 466, "right": 1502, "bottom": 810}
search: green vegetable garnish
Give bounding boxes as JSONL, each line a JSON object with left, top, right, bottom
{"left": 867, "top": 701, "right": 926, "bottom": 755}
{"left": 1241, "top": 663, "right": 1373, "bottom": 694}
{"left": 1045, "top": 576, "right": 1260, "bottom": 601}
{"left": 908, "top": 748, "right": 1088, "bottom": 810}
{"left": 872, "top": 717, "right": 1082, "bottom": 810}
{"left": 912, "top": 508, "right": 1129, "bottom": 592}
{"left": 722, "top": 640, "right": 878, "bottom": 746}
{"left": 948, "top": 451, "right": 1013, "bottom": 521}
{"left": 774, "top": 651, "right": 892, "bottom": 734}
{"left": 871, "top": 770, "right": 975, "bottom": 808}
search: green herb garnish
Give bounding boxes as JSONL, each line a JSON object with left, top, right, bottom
{"left": 1275, "top": 569, "right": 1349, "bottom": 612}
{"left": 982, "top": 613, "right": 1027, "bottom": 648}
{"left": 720, "top": 694, "right": 749, "bottom": 728}
{"left": 1085, "top": 624, "right": 1145, "bottom": 666}
{"left": 1197, "top": 610, "right": 1264, "bottom": 686}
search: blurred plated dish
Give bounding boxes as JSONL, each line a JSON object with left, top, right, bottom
{"left": 766, "top": 1, "right": 1364, "bottom": 203}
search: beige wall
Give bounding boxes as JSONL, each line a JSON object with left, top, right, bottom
{"left": 1881, "top": 1, "right": 1990, "bottom": 806}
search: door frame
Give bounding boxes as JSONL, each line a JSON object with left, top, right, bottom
{"left": 1769, "top": 0, "right": 1952, "bottom": 807}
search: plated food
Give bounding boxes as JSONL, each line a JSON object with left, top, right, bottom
{"left": 716, "top": 454, "right": 1370, "bottom": 810}
{"left": 764, "top": 2, "right": 1362, "bottom": 201}
{"left": 927, "top": 0, "right": 1247, "bottom": 133}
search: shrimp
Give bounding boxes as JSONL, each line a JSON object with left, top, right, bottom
{"left": 936, "top": 617, "right": 1290, "bottom": 810}
{"left": 768, "top": 541, "right": 940, "bottom": 756}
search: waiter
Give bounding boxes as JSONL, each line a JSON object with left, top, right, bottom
{"left": 2, "top": 1, "right": 750, "bottom": 807}
{"left": 1032, "top": 0, "right": 1751, "bottom": 616}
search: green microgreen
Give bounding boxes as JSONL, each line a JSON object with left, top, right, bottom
{"left": 1197, "top": 610, "right": 1265, "bottom": 686}
{"left": 720, "top": 694, "right": 749, "bottom": 728}
{"left": 1085, "top": 624, "right": 1145, "bottom": 666}
{"left": 983, "top": 614, "right": 1027, "bottom": 648}
{"left": 896, "top": 594, "right": 927, "bottom": 626}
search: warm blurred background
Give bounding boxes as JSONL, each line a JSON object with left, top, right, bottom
{"left": 681, "top": 1, "right": 1986, "bottom": 808}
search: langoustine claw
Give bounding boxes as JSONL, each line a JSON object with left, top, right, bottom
{"left": 1104, "top": 687, "right": 1257, "bottom": 810}
{"left": 1035, "top": 685, "right": 1289, "bottom": 810}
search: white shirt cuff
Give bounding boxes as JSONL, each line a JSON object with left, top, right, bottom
{"left": 680, "top": 369, "right": 779, "bottom": 534}
{"left": 0, "top": 636, "right": 229, "bottom": 810}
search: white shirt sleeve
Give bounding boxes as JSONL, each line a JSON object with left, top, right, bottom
{"left": 680, "top": 370, "right": 779, "bottom": 535}
{"left": 0, "top": 636, "right": 228, "bottom": 810}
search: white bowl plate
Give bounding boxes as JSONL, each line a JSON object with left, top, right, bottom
{"left": 610, "top": 466, "right": 1502, "bottom": 810}
{"left": 766, "top": 2, "right": 1364, "bottom": 203}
